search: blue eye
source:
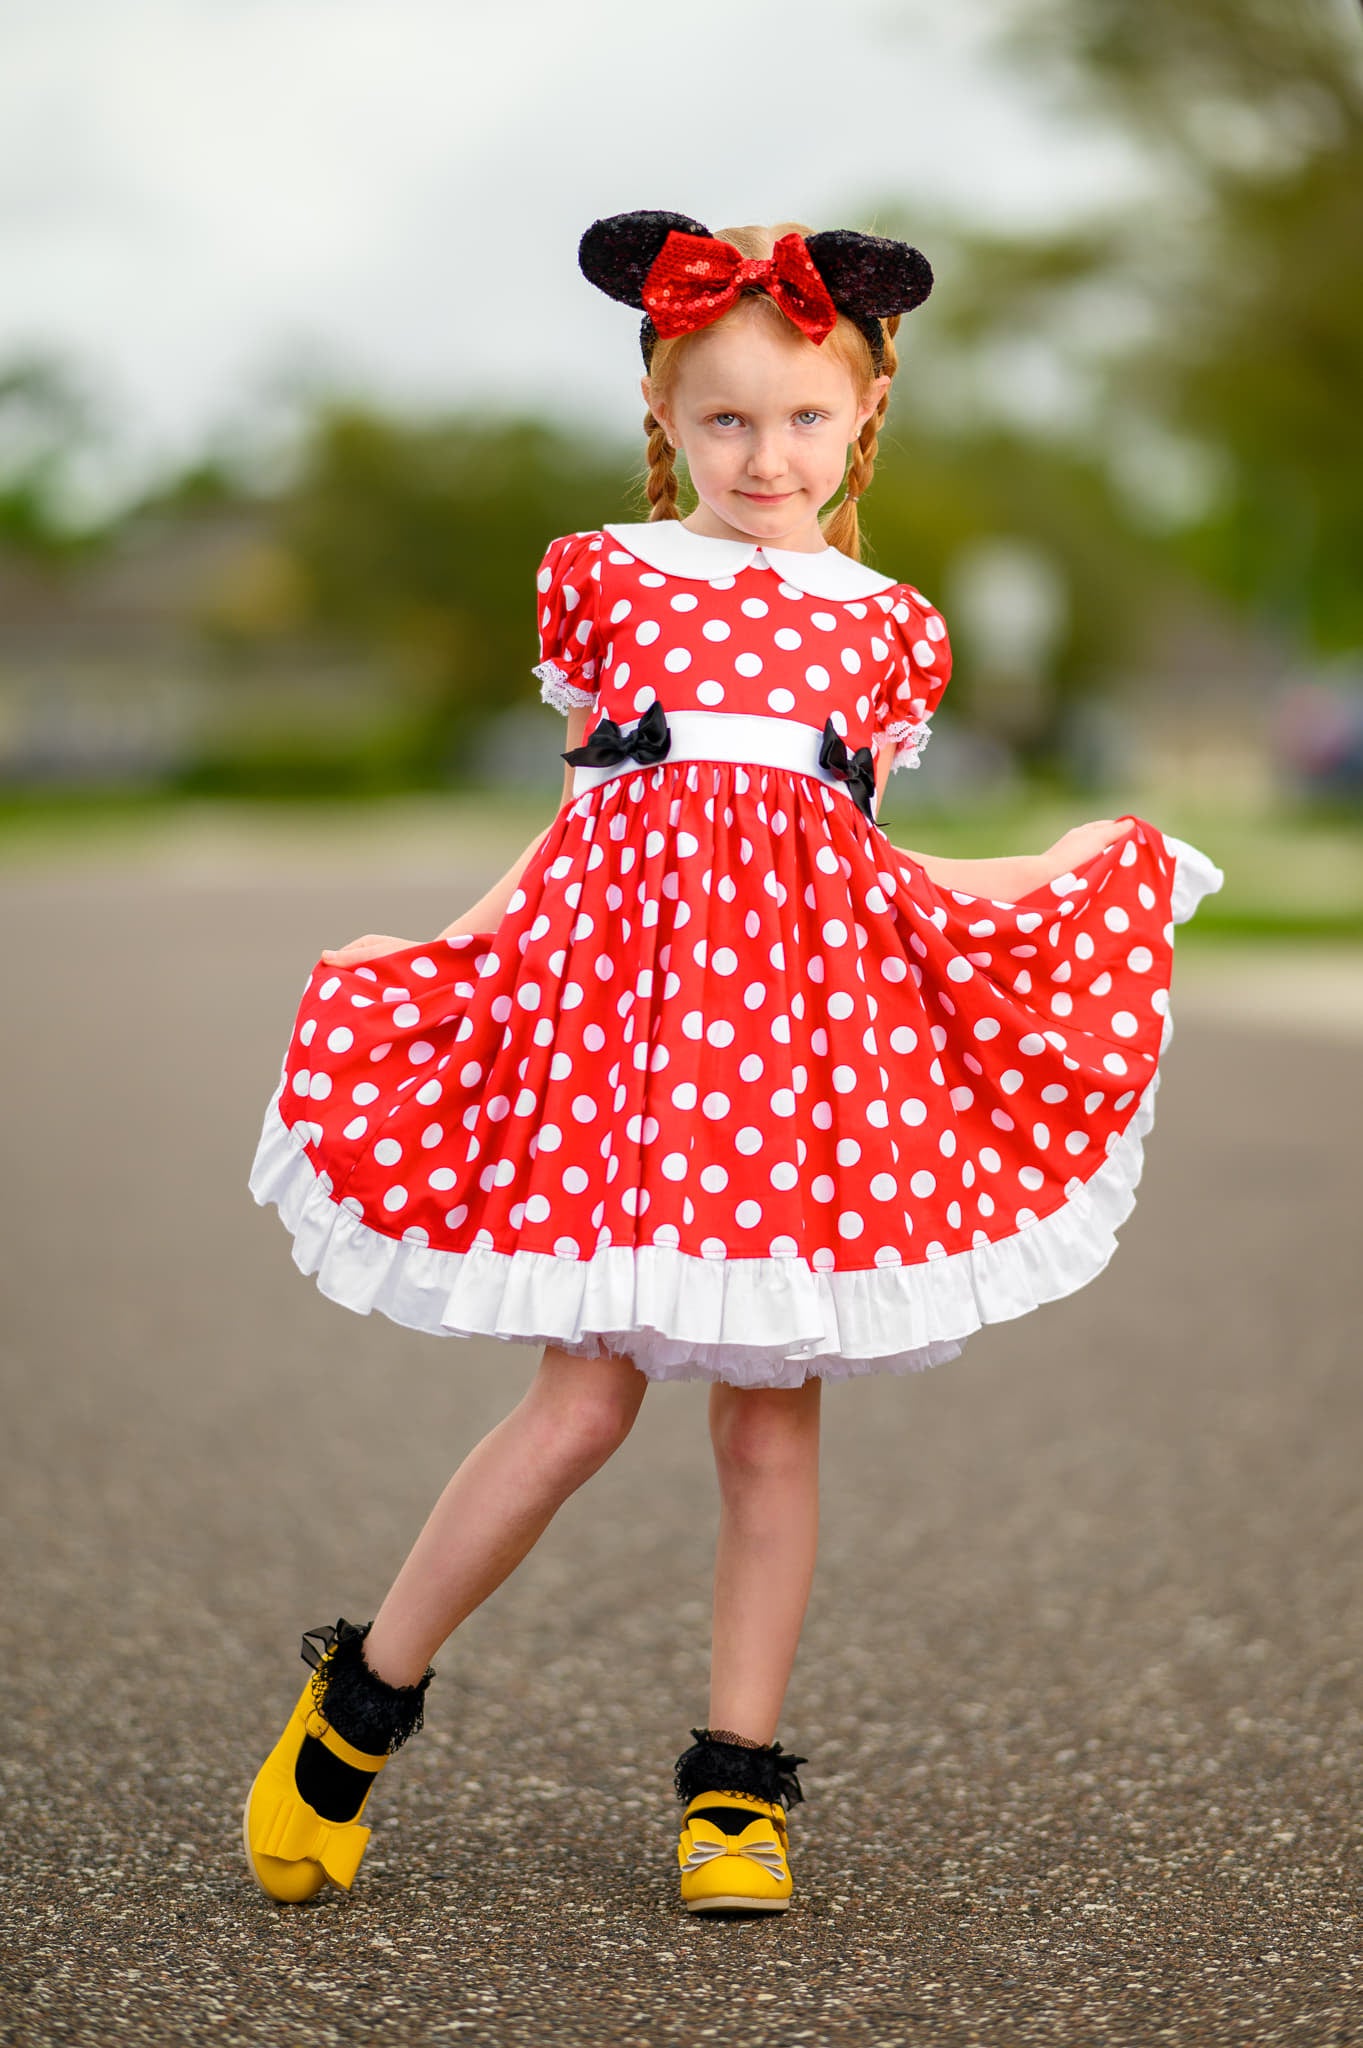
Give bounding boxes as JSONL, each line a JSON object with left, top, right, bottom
{"left": 712, "top": 413, "right": 740, "bottom": 427}
{"left": 796, "top": 410, "right": 824, "bottom": 425}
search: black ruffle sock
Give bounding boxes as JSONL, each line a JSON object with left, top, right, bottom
{"left": 674, "top": 1727, "right": 809, "bottom": 1812}
{"left": 293, "top": 1618, "right": 435, "bottom": 1824}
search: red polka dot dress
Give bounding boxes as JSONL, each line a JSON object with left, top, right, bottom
{"left": 248, "top": 519, "right": 1224, "bottom": 1389}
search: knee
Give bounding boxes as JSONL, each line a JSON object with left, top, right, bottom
{"left": 709, "top": 1386, "right": 818, "bottom": 1484}
{"left": 528, "top": 1374, "right": 643, "bottom": 1479}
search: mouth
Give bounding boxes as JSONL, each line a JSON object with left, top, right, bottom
{"left": 737, "top": 490, "right": 795, "bottom": 503}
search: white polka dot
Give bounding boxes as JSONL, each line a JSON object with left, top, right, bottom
{"left": 910, "top": 1170, "right": 936, "bottom": 1198}
{"left": 1104, "top": 905, "right": 1130, "bottom": 932}
{"left": 805, "top": 664, "right": 831, "bottom": 691}
{"left": 700, "top": 1163, "right": 729, "bottom": 1192}
{"left": 670, "top": 591, "right": 699, "bottom": 611}
{"left": 741, "top": 597, "right": 769, "bottom": 618}
{"left": 1111, "top": 1010, "right": 1139, "bottom": 1038}
{"left": 702, "top": 619, "right": 731, "bottom": 641}
{"left": 696, "top": 679, "right": 726, "bottom": 705}
{"left": 635, "top": 619, "right": 661, "bottom": 644}
{"left": 767, "top": 688, "right": 796, "bottom": 713}
{"left": 735, "top": 652, "right": 763, "bottom": 677}
{"left": 774, "top": 627, "right": 802, "bottom": 650}
{"left": 735, "top": 1200, "right": 763, "bottom": 1228}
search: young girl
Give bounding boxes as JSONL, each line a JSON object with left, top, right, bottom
{"left": 242, "top": 210, "right": 1224, "bottom": 1915}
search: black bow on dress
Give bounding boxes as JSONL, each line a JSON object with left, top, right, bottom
{"left": 561, "top": 697, "right": 672, "bottom": 769}
{"left": 818, "top": 717, "right": 877, "bottom": 821}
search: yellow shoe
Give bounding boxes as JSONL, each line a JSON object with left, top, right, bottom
{"left": 678, "top": 1790, "right": 793, "bottom": 1913}
{"left": 672, "top": 1726, "right": 809, "bottom": 1916}
{"left": 242, "top": 1618, "right": 434, "bottom": 1904}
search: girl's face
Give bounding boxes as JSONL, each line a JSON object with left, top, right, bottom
{"left": 642, "top": 300, "right": 890, "bottom": 553}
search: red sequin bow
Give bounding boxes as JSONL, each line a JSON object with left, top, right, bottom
{"left": 640, "top": 229, "right": 840, "bottom": 345}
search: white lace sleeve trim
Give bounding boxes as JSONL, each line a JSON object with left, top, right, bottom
{"left": 535, "top": 660, "right": 597, "bottom": 714}
{"left": 879, "top": 715, "right": 933, "bottom": 772}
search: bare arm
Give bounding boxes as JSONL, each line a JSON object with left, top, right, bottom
{"left": 321, "top": 706, "right": 591, "bottom": 966}
{"left": 872, "top": 744, "right": 1130, "bottom": 902}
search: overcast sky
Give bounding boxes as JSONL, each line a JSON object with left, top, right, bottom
{"left": 1, "top": 0, "right": 1148, "bottom": 484}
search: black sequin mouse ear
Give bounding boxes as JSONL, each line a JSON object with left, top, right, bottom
{"left": 578, "top": 210, "right": 714, "bottom": 308}
{"left": 801, "top": 230, "right": 934, "bottom": 320}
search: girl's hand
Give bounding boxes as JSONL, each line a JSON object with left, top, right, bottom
{"left": 318, "top": 934, "right": 417, "bottom": 966}
{"left": 1040, "top": 817, "right": 1134, "bottom": 882}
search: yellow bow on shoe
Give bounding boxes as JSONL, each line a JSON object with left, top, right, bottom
{"left": 250, "top": 1787, "right": 372, "bottom": 1892}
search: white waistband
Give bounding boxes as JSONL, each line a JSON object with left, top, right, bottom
{"left": 571, "top": 707, "right": 877, "bottom": 819}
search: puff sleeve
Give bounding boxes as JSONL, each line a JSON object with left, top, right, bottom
{"left": 532, "top": 529, "right": 605, "bottom": 714}
{"left": 872, "top": 584, "right": 953, "bottom": 772}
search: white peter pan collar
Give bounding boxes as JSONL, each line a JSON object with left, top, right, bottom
{"left": 601, "top": 520, "right": 900, "bottom": 600}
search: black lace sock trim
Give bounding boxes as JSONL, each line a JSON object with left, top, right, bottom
{"left": 300, "top": 1617, "right": 436, "bottom": 1755}
{"left": 674, "top": 1727, "right": 809, "bottom": 1810}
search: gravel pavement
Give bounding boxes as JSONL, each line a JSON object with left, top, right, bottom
{"left": 1, "top": 866, "right": 1358, "bottom": 2048}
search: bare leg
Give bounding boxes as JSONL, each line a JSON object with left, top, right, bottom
{"left": 361, "top": 1346, "right": 649, "bottom": 1687}
{"left": 706, "top": 1377, "right": 822, "bottom": 1743}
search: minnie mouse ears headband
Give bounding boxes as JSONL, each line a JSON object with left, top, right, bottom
{"left": 578, "top": 209, "right": 933, "bottom": 374}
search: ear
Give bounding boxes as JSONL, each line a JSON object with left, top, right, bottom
{"left": 642, "top": 378, "right": 675, "bottom": 442}
{"left": 853, "top": 374, "right": 892, "bottom": 435}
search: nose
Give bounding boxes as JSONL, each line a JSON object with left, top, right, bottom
{"left": 746, "top": 433, "right": 786, "bottom": 481}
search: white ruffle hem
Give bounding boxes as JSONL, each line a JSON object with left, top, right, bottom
{"left": 246, "top": 831, "right": 1223, "bottom": 1390}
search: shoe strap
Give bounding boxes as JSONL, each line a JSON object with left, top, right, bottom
{"left": 304, "top": 1703, "right": 390, "bottom": 1773}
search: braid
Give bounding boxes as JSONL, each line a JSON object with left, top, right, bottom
{"left": 643, "top": 407, "right": 682, "bottom": 522}
{"left": 821, "top": 313, "right": 901, "bottom": 560}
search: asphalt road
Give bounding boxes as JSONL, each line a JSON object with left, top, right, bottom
{"left": 1, "top": 867, "right": 1358, "bottom": 2048}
